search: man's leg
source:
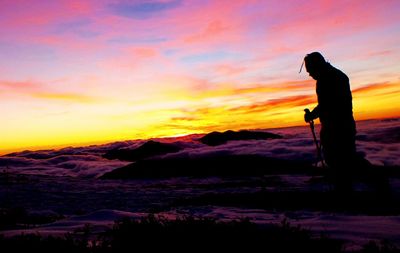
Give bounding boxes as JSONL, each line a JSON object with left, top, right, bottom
{"left": 323, "top": 140, "right": 354, "bottom": 193}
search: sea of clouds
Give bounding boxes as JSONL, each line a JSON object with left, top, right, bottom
{"left": 1, "top": 118, "right": 399, "bottom": 178}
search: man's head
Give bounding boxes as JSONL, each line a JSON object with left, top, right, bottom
{"left": 304, "top": 52, "right": 327, "bottom": 80}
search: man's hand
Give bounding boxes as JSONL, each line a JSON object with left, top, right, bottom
{"left": 304, "top": 108, "right": 313, "bottom": 123}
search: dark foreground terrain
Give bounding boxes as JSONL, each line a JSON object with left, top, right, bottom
{"left": 2, "top": 214, "right": 399, "bottom": 253}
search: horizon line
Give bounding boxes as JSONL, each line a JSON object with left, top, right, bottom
{"left": 1, "top": 116, "right": 398, "bottom": 156}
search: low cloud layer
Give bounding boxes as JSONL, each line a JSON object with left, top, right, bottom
{"left": 1, "top": 119, "right": 399, "bottom": 178}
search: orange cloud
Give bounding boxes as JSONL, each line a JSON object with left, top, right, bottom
{"left": 159, "top": 80, "right": 400, "bottom": 136}
{"left": 352, "top": 82, "right": 394, "bottom": 94}
{"left": 233, "top": 80, "right": 315, "bottom": 94}
{"left": 229, "top": 94, "right": 316, "bottom": 114}
{"left": 179, "top": 79, "right": 315, "bottom": 100}
{"left": 350, "top": 81, "right": 400, "bottom": 120}
{"left": 170, "top": 116, "right": 198, "bottom": 122}
{"left": 155, "top": 93, "right": 316, "bottom": 134}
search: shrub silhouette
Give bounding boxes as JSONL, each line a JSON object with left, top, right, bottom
{"left": 3, "top": 215, "right": 396, "bottom": 252}
{"left": 0, "top": 215, "right": 345, "bottom": 252}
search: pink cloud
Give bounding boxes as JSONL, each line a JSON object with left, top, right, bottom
{"left": 140, "top": 1, "right": 255, "bottom": 56}
{"left": 0, "top": 79, "right": 99, "bottom": 103}
{"left": 98, "top": 45, "right": 166, "bottom": 73}
{"left": 3, "top": 0, "right": 395, "bottom": 82}
{"left": 261, "top": 0, "right": 399, "bottom": 55}
{"left": 1, "top": 0, "right": 397, "bottom": 58}
{"left": 65, "top": 0, "right": 93, "bottom": 13}
{"left": 32, "top": 35, "right": 103, "bottom": 53}
{"left": 0, "top": 1, "right": 108, "bottom": 55}
{"left": 211, "top": 64, "right": 248, "bottom": 77}
{"left": 184, "top": 20, "right": 231, "bottom": 44}
{"left": 128, "top": 47, "right": 159, "bottom": 59}
{"left": 0, "top": 1, "right": 96, "bottom": 34}
{"left": 0, "top": 80, "right": 44, "bottom": 93}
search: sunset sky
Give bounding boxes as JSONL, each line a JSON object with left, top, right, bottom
{"left": 1, "top": 0, "right": 400, "bottom": 154}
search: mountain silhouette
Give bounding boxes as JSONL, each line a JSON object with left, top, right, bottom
{"left": 199, "top": 130, "right": 282, "bottom": 146}
{"left": 103, "top": 140, "right": 182, "bottom": 161}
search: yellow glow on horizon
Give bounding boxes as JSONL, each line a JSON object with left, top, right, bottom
{"left": 1, "top": 81, "right": 399, "bottom": 155}
{"left": 353, "top": 83, "right": 400, "bottom": 120}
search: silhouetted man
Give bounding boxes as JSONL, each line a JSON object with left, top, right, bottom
{"left": 303, "top": 52, "right": 357, "bottom": 191}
